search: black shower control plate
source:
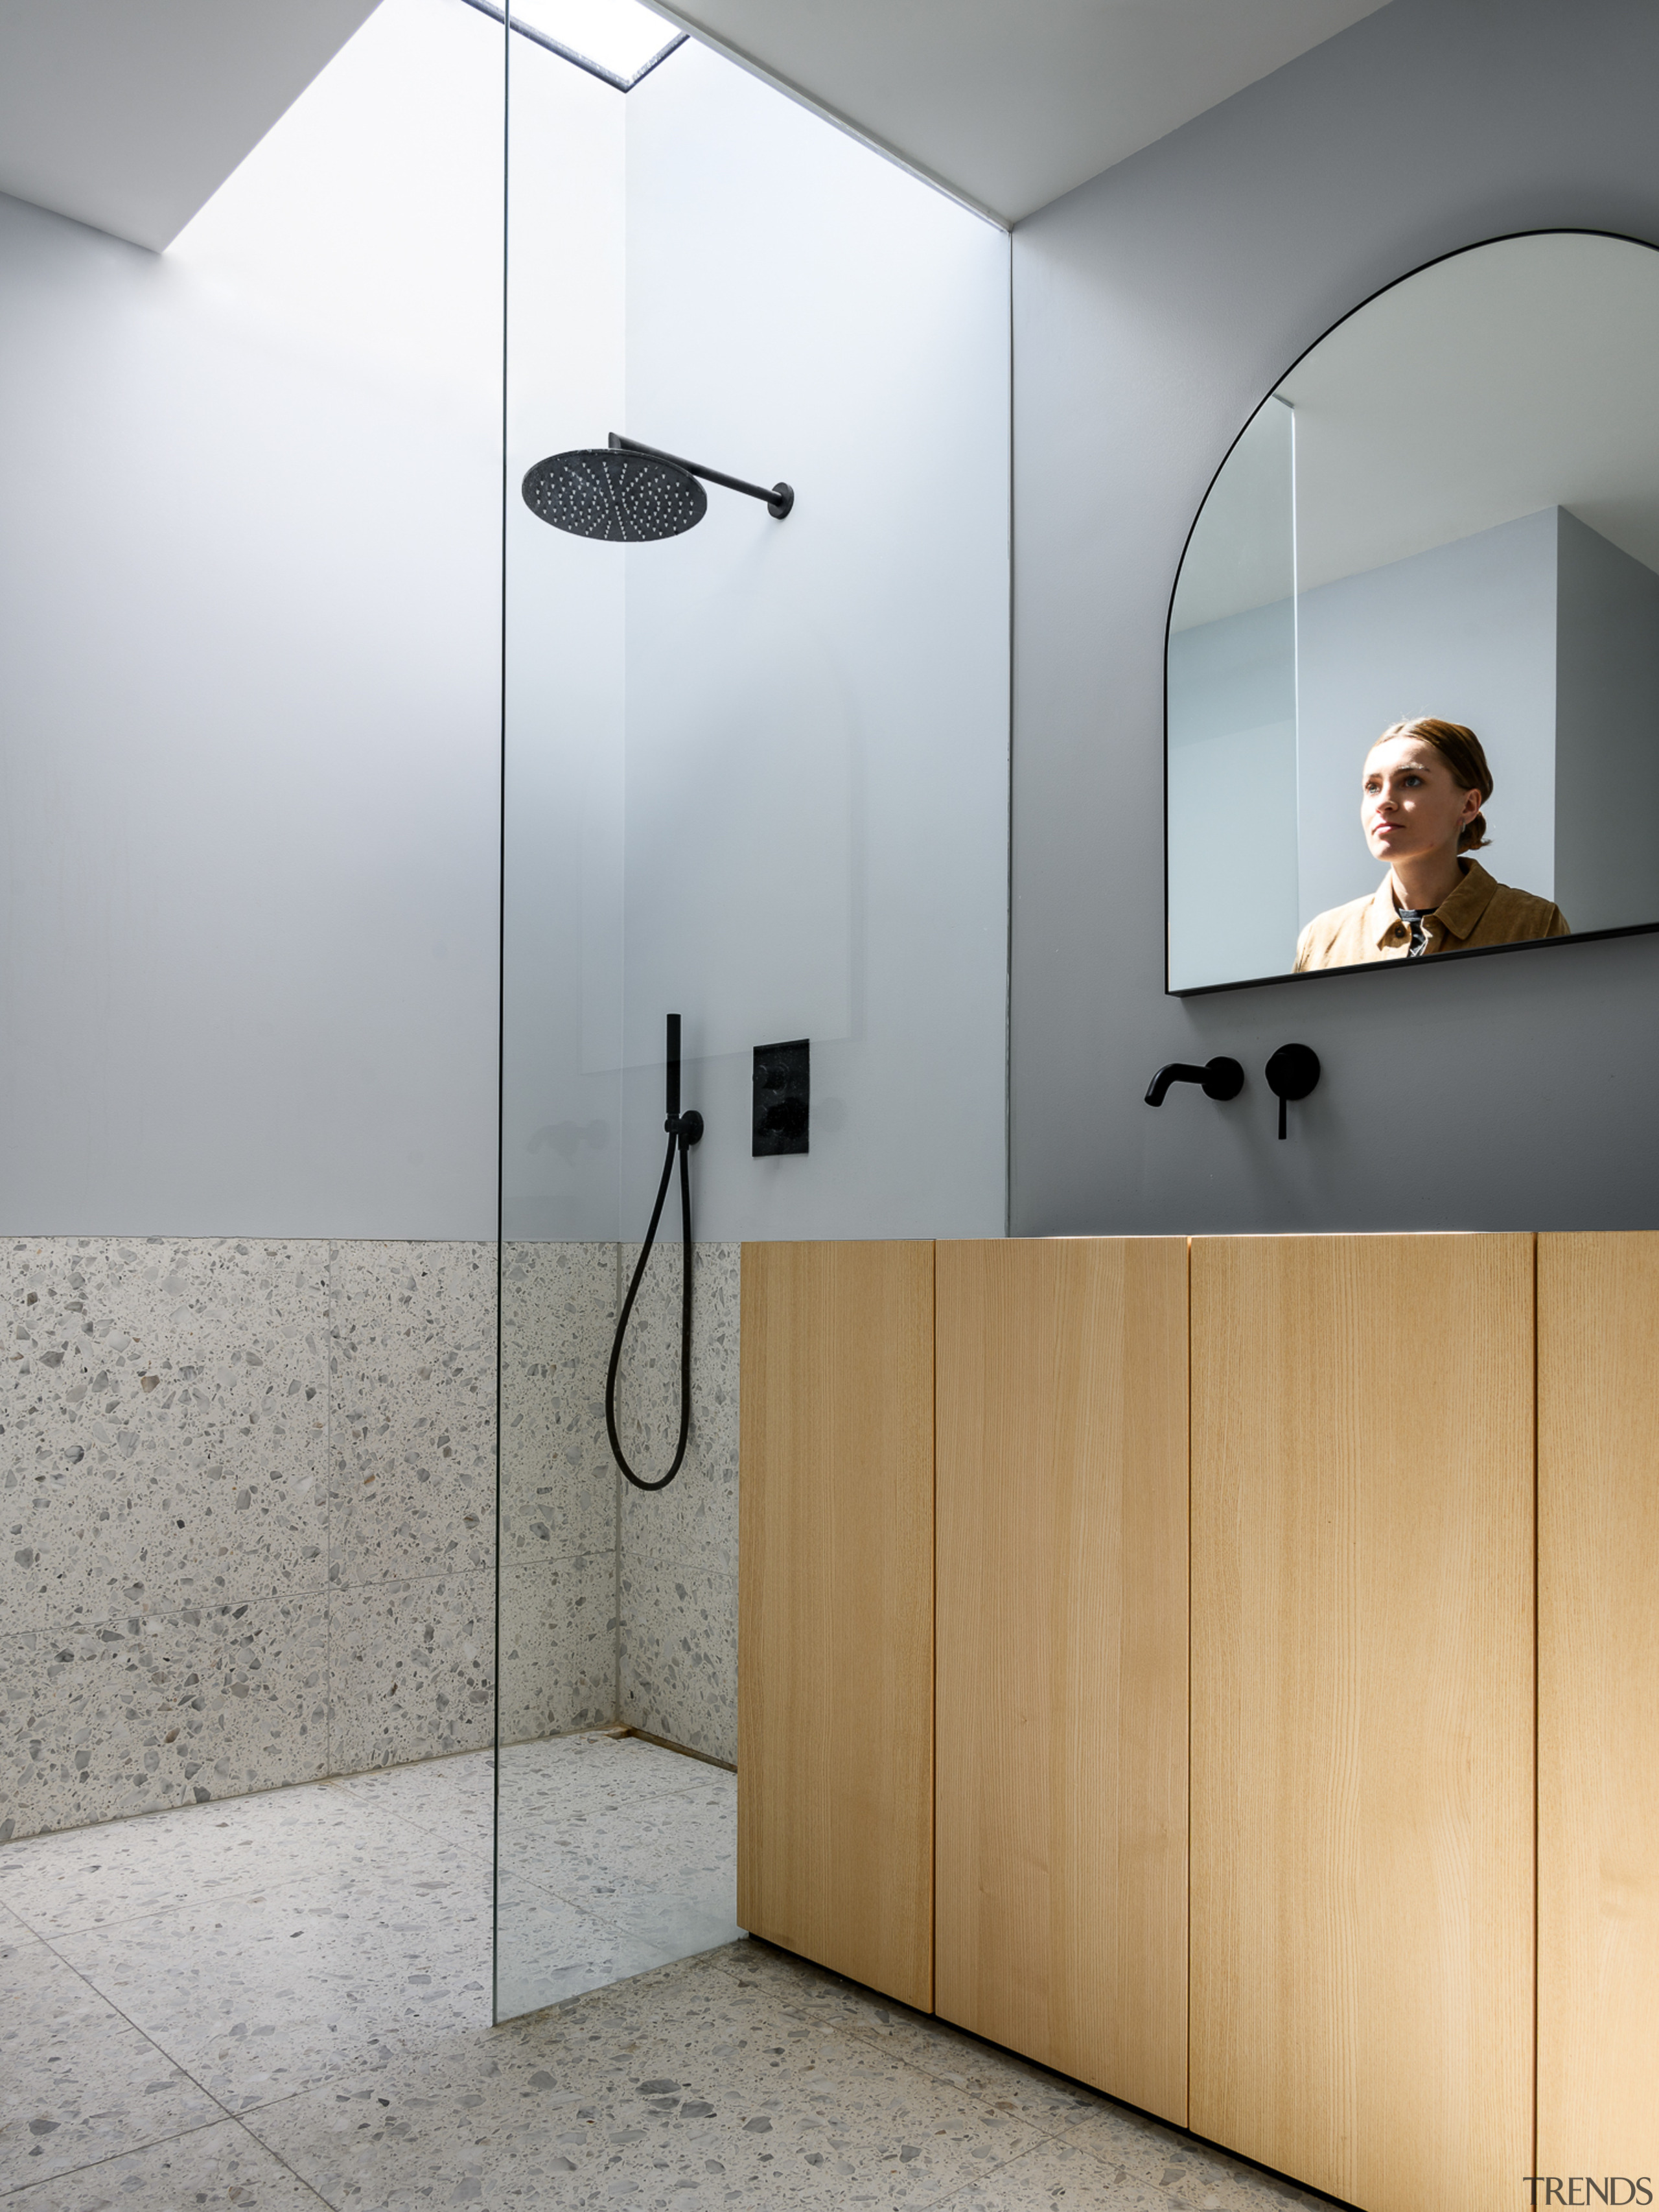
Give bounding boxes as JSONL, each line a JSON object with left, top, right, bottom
{"left": 753, "top": 1038, "right": 809, "bottom": 1156}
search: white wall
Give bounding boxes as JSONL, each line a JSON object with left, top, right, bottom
{"left": 0, "top": 0, "right": 504, "bottom": 1239}
{"left": 619, "top": 41, "right": 1011, "bottom": 1240}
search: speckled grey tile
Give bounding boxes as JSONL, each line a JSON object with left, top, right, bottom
{"left": 618, "top": 1558, "right": 737, "bottom": 1764}
{"left": 53, "top": 1852, "right": 493, "bottom": 2110}
{"left": 497, "top": 1732, "right": 713, "bottom": 1847}
{"left": 327, "top": 1242, "right": 495, "bottom": 1590}
{"left": 498, "top": 1242, "right": 617, "bottom": 1564}
{"left": 328, "top": 1745, "right": 496, "bottom": 1858}
{"left": 3, "top": 1238, "right": 329, "bottom": 1629}
{"left": 326, "top": 1574, "right": 494, "bottom": 1773}
{"left": 497, "top": 1554, "right": 614, "bottom": 1742}
{"left": 493, "top": 1875, "right": 681, "bottom": 2021}
{"left": 704, "top": 1948, "right": 1334, "bottom": 2212}
{"left": 0, "top": 1779, "right": 388, "bottom": 1938}
{"left": 0, "top": 1920, "right": 224, "bottom": 2188}
{"left": 1, "top": 1598, "right": 329, "bottom": 1844}
{"left": 248, "top": 1938, "right": 1043, "bottom": 2206}
{"left": 614, "top": 1239, "right": 739, "bottom": 1579}
{"left": 3, "top": 2117, "right": 331, "bottom": 2210}
{"left": 520, "top": 1770, "right": 736, "bottom": 1911}
{"left": 942, "top": 2134, "right": 1181, "bottom": 2208}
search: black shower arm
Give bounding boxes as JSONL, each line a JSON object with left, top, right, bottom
{"left": 609, "top": 432, "right": 793, "bottom": 518}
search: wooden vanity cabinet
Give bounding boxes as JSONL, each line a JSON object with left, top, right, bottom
{"left": 933, "top": 1237, "right": 1190, "bottom": 2123}
{"left": 736, "top": 1239, "right": 935, "bottom": 2012}
{"left": 1189, "top": 1234, "right": 1535, "bottom": 2212}
{"left": 737, "top": 1229, "right": 1654, "bottom": 2212}
{"left": 1537, "top": 1233, "right": 1659, "bottom": 2186}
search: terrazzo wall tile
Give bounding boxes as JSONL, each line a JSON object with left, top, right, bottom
{"left": 327, "top": 1240, "right": 495, "bottom": 1589}
{"left": 618, "top": 1556, "right": 738, "bottom": 1766}
{"left": 499, "top": 1240, "right": 618, "bottom": 1564}
{"left": 1, "top": 1593, "right": 329, "bottom": 1841}
{"left": 497, "top": 1554, "right": 615, "bottom": 1743}
{"left": 4, "top": 1237, "right": 329, "bottom": 1629}
{"left": 326, "top": 1570, "right": 494, "bottom": 1773}
{"left": 614, "top": 1240, "right": 739, "bottom": 1760}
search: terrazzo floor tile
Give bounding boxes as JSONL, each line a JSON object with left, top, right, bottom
{"left": 0, "top": 1920, "right": 224, "bottom": 2189}
{"left": 504, "top": 1766, "right": 735, "bottom": 1906}
{"left": 4, "top": 2117, "right": 331, "bottom": 2210}
{"left": 493, "top": 1876, "right": 680, "bottom": 2020}
{"left": 498, "top": 1730, "right": 718, "bottom": 1824}
{"left": 49, "top": 1850, "right": 494, "bottom": 2110}
{"left": 246, "top": 1940, "right": 1046, "bottom": 2209}
{"left": 699, "top": 1946, "right": 1335, "bottom": 2212}
{"left": 940, "top": 2133, "right": 1181, "bottom": 2208}
{"left": 327, "top": 1747, "right": 497, "bottom": 1858}
{"left": 0, "top": 1782, "right": 388, "bottom": 1938}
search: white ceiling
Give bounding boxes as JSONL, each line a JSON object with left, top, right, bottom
{"left": 0, "top": 0, "right": 1393, "bottom": 255}
{"left": 0, "top": 0, "right": 382, "bottom": 251}
{"left": 642, "top": 0, "right": 1392, "bottom": 224}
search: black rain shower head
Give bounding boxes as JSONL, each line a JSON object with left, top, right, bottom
{"left": 521, "top": 432, "right": 793, "bottom": 542}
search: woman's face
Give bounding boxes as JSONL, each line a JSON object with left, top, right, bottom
{"left": 1362, "top": 737, "right": 1482, "bottom": 867}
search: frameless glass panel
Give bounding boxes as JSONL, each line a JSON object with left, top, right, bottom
{"left": 493, "top": 2, "right": 1012, "bottom": 2023}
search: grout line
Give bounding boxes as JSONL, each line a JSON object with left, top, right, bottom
{"left": 0, "top": 2113, "right": 339, "bottom": 2209}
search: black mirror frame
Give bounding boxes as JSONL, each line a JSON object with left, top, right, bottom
{"left": 1163, "top": 225, "right": 1659, "bottom": 998}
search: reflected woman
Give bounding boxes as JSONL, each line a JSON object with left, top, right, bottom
{"left": 1294, "top": 716, "right": 1568, "bottom": 971}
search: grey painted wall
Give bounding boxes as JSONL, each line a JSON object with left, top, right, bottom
{"left": 1011, "top": 0, "right": 1659, "bottom": 1235}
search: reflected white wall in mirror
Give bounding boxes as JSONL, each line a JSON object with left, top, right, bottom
{"left": 1166, "top": 231, "right": 1659, "bottom": 992}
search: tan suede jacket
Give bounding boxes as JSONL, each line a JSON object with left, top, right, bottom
{"left": 1294, "top": 858, "right": 1569, "bottom": 972}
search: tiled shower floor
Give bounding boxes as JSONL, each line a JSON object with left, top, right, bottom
{"left": 0, "top": 1737, "right": 1331, "bottom": 2211}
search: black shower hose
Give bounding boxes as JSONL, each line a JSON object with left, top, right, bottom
{"left": 604, "top": 1110, "right": 702, "bottom": 1492}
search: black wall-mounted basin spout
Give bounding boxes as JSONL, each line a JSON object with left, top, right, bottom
{"left": 1144, "top": 1056, "right": 1245, "bottom": 1107}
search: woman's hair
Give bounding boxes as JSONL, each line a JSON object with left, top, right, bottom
{"left": 1373, "top": 716, "right": 1493, "bottom": 850}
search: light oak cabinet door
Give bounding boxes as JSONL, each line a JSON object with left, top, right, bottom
{"left": 1190, "top": 1234, "right": 1534, "bottom": 2212}
{"left": 1538, "top": 1233, "right": 1659, "bottom": 2187}
{"left": 736, "top": 1240, "right": 934, "bottom": 2011}
{"left": 934, "top": 1237, "right": 1189, "bottom": 2123}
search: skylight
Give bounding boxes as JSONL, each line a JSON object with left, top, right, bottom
{"left": 510, "top": 0, "right": 686, "bottom": 90}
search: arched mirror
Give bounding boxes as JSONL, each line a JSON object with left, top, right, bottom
{"left": 1166, "top": 230, "right": 1659, "bottom": 992}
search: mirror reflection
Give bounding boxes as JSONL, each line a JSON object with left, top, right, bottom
{"left": 1166, "top": 231, "right": 1659, "bottom": 991}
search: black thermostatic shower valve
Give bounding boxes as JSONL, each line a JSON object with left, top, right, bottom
{"left": 753, "top": 1038, "right": 809, "bottom": 1156}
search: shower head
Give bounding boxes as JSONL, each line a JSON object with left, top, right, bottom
{"left": 521, "top": 432, "right": 793, "bottom": 542}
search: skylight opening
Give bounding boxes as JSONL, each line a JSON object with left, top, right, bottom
{"left": 506, "top": 0, "right": 686, "bottom": 91}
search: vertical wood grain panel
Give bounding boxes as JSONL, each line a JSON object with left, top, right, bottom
{"left": 736, "top": 1240, "right": 934, "bottom": 2011}
{"left": 1190, "top": 1234, "right": 1533, "bottom": 2212}
{"left": 1538, "top": 1233, "right": 1659, "bottom": 2187}
{"left": 933, "top": 1236, "right": 1189, "bottom": 2122}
